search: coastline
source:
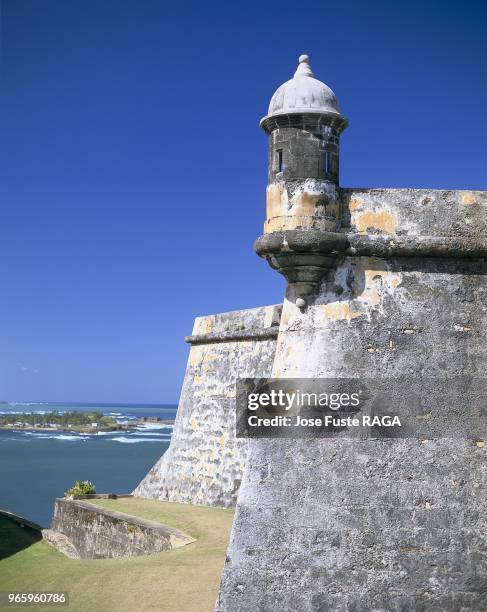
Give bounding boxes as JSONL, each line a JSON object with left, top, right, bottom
{"left": 0, "top": 419, "right": 174, "bottom": 435}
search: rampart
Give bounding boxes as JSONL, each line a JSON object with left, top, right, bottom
{"left": 50, "top": 498, "right": 194, "bottom": 559}
{"left": 134, "top": 305, "right": 281, "bottom": 507}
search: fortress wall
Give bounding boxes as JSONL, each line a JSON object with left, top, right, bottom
{"left": 217, "top": 188, "right": 487, "bottom": 611}
{"left": 340, "top": 189, "right": 487, "bottom": 239}
{"left": 50, "top": 498, "right": 194, "bottom": 559}
{"left": 134, "top": 305, "right": 281, "bottom": 508}
{"left": 340, "top": 188, "right": 487, "bottom": 237}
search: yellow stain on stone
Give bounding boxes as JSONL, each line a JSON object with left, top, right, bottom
{"left": 360, "top": 271, "right": 382, "bottom": 306}
{"left": 317, "top": 268, "right": 402, "bottom": 323}
{"left": 290, "top": 191, "right": 321, "bottom": 217}
{"left": 359, "top": 269, "right": 402, "bottom": 307}
{"left": 191, "top": 419, "right": 197, "bottom": 431}
{"left": 348, "top": 197, "right": 364, "bottom": 211}
{"left": 188, "top": 346, "right": 204, "bottom": 367}
{"left": 188, "top": 347, "right": 218, "bottom": 368}
{"left": 354, "top": 210, "right": 397, "bottom": 234}
{"left": 265, "top": 183, "right": 337, "bottom": 234}
{"left": 266, "top": 184, "right": 324, "bottom": 219}
{"left": 266, "top": 183, "right": 288, "bottom": 220}
{"left": 462, "top": 192, "right": 477, "bottom": 205}
{"left": 195, "top": 316, "right": 214, "bottom": 335}
{"left": 218, "top": 435, "right": 226, "bottom": 447}
{"left": 281, "top": 307, "right": 290, "bottom": 327}
{"left": 319, "top": 302, "right": 363, "bottom": 322}
{"left": 264, "top": 215, "right": 331, "bottom": 233}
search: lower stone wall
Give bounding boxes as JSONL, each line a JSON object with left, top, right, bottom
{"left": 134, "top": 305, "right": 281, "bottom": 508}
{"left": 216, "top": 255, "right": 487, "bottom": 611}
{"left": 51, "top": 498, "right": 194, "bottom": 559}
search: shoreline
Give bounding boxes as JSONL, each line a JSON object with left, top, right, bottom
{"left": 0, "top": 419, "right": 174, "bottom": 435}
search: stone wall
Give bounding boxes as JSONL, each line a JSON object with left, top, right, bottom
{"left": 217, "top": 188, "right": 487, "bottom": 611}
{"left": 134, "top": 305, "right": 281, "bottom": 508}
{"left": 340, "top": 187, "right": 487, "bottom": 238}
{"left": 51, "top": 498, "right": 194, "bottom": 559}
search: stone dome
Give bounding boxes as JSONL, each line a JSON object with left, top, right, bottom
{"left": 262, "top": 54, "right": 341, "bottom": 122}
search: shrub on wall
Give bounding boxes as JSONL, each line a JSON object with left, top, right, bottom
{"left": 65, "top": 480, "right": 96, "bottom": 497}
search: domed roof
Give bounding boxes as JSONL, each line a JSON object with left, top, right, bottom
{"left": 262, "top": 55, "right": 342, "bottom": 123}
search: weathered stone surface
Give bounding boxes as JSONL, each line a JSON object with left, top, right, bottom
{"left": 341, "top": 188, "right": 487, "bottom": 239}
{"left": 50, "top": 498, "right": 194, "bottom": 559}
{"left": 42, "top": 528, "right": 81, "bottom": 559}
{"left": 134, "top": 305, "right": 281, "bottom": 508}
{"left": 217, "top": 187, "right": 487, "bottom": 611}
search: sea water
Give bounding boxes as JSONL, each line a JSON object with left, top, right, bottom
{"left": 0, "top": 402, "right": 177, "bottom": 527}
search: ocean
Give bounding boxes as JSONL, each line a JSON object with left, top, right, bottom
{"left": 0, "top": 402, "right": 177, "bottom": 527}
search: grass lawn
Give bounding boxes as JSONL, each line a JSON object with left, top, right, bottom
{"left": 0, "top": 498, "right": 234, "bottom": 612}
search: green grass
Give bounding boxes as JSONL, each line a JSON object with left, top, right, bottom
{"left": 0, "top": 499, "right": 234, "bottom": 612}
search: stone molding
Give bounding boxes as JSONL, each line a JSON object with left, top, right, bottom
{"left": 256, "top": 229, "right": 487, "bottom": 261}
{"left": 185, "top": 327, "right": 279, "bottom": 345}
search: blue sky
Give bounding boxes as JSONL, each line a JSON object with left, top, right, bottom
{"left": 1, "top": 0, "right": 486, "bottom": 403}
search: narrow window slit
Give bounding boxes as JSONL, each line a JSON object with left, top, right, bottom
{"left": 324, "top": 151, "right": 331, "bottom": 174}
{"left": 277, "top": 150, "right": 283, "bottom": 173}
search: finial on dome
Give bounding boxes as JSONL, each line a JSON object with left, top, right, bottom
{"left": 294, "top": 54, "right": 314, "bottom": 78}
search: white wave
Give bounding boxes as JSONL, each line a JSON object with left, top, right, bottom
{"left": 93, "top": 431, "right": 120, "bottom": 436}
{"left": 50, "top": 434, "right": 89, "bottom": 441}
{"left": 9, "top": 410, "right": 50, "bottom": 415}
{"left": 7, "top": 409, "right": 50, "bottom": 414}
{"left": 133, "top": 431, "right": 171, "bottom": 437}
{"left": 14, "top": 432, "right": 88, "bottom": 441}
{"left": 10, "top": 430, "right": 88, "bottom": 438}
{"left": 18, "top": 431, "right": 39, "bottom": 435}
{"left": 137, "top": 423, "right": 173, "bottom": 431}
{"left": 8, "top": 402, "right": 49, "bottom": 406}
{"left": 111, "top": 436, "right": 164, "bottom": 444}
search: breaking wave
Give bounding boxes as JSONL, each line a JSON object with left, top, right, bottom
{"left": 111, "top": 437, "right": 164, "bottom": 444}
